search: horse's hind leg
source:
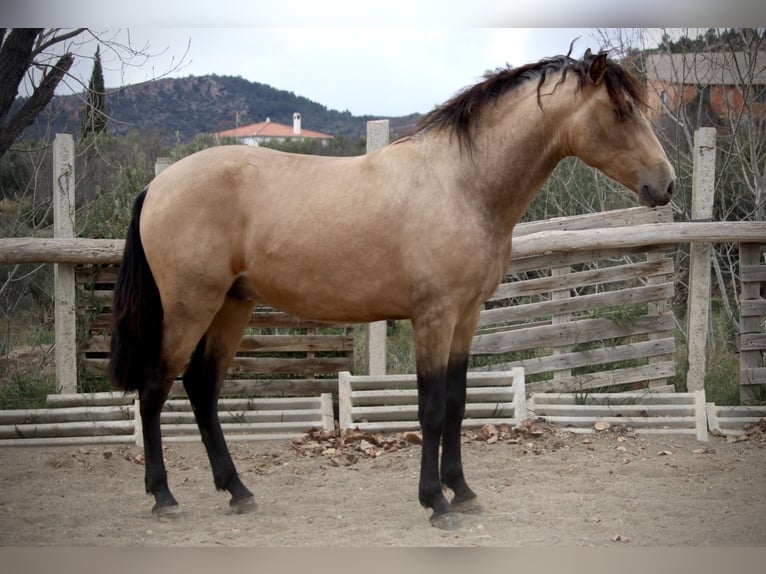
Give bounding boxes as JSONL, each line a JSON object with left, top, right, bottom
{"left": 142, "top": 307, "right": 223, "bottom": 519}
{"left": 183, "top": 288, "right": 257, "bottom": 514}
{"left": 139, "top": 374, "right": 180, "bottom": 518}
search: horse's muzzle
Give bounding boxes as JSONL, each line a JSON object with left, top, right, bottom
{"left": 638, "top": 168, "right": 675, "bottom": 208}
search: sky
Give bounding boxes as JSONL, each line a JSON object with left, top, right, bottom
{"left": 71, "top": 28, "right": 625, "bottom": 117}
{"left": 5, "top": 0, "right": 764, "bottom": 118}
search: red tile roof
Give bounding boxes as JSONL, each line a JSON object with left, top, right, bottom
{"left": 215, "top": 119, "right": 332, "bottom": 139}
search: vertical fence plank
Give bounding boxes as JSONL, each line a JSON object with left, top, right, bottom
{"left": 550, "top": 265, "right": 572, "bottom": 383}
{"left": 53, "top": 134, "right": 77, "bottom": 394}
{"left": 686, "top": 128, "right": 716, "bottom": 392}
{"left": 739, "top": 243, "right": 763, "bottom": 404}
{"left": 366, "top": 120, "right": 390, "bottom": 375}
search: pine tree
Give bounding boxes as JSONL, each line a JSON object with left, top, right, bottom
{"left": 80, "top": 46, "right": 107, "bottom": 139}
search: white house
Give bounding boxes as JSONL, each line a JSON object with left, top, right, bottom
{"left": 215, "top": 112, "right": 333, "bottom": 146}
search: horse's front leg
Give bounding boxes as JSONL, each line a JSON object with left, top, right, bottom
{"left": 416, "top": 366, "right": 451, "bottom": 518}
{"left": 440, "top": 308, "right": 482, "bottom": 513}
{"left": 441, "top": 355, "right": 479, "bottom": 506}
{"left": 412, "top": 311, "right": 455, "bottom": 525}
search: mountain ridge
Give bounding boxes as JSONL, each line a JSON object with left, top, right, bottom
{"left": 30, "top": 74, "right": 422, "bottom": 142}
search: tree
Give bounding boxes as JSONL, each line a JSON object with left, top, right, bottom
{"left": 0, "top": 28, "right": 190, "bottom": 158}
{"left": 0, "top": 28, "right": 80, "bottom": 159}
{"left": 80, "top": 45, "right": 107, "bottom": 140}
{"left": 593, "top": 28, "right": 766, "bottom": 402}
{"left": 640, "top": 29, "right": 766, "bottom": 314}
{"left": 0, "top": 29, "right": 188, "bottom": 365}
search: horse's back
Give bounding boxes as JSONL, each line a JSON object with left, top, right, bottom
{"left": 138, "top": 145, "right": 407, "bottom": 320}
{"left": 138, "top": 142, "right": 498, "bottom": 323}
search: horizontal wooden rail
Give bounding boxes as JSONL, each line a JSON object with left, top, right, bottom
{"left": 338, "top": 369, "right": 527, "bottom": 433}
{"left": 530, "top": 389, "right": 709, "bottom": 441}
{"left": 510, "top": 221, "right": 766, "bottom": 257}
{"left": 1, "top": 221, "right": 765, "bottom": 266}
{"left": 0, "top": 392, "right": 335, "bottom": 446}
{"left": 0, "top": 238, "right": 123, "bottom": 265}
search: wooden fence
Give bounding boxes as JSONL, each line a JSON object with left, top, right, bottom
{"left": 76, "top": 265, "right": 354, "bottom": 398}
{"left": 739, "top": 243, "right": 766, "bottom": 403}
{"left": 706, "top": 403, "right": 766, "bottom": 436}
{"left": 2, "top": 129, "right": 766, "bottom": 405}
{"left": 338, "top": 369, "right": 527, "bottom": 433}
{"left": 471, "top": 205, "right": 677, "bottom": 393}
{"left": 0, "top": 391, "right": 334, "bottom": 446}
{"left": 529, "top": 389, "right": 709, "bottom": 441}
{"left": 61, "top": 205, "right": 766, "bottom": 406}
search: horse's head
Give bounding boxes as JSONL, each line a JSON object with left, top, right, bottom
{"left": 565, "top": 50, "right": 675, "bottom": 208}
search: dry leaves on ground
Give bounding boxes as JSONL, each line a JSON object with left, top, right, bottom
{"left": 741, "top": 417, "right": 766, "bottom": 444}
{"left": 290, "top": 418, "right": 591, "bottom": 466}
{"left": 291, "top": 427, "right": 418, "bottom": 466}
{"left": 290, "top": 416, "right": 766, "bottom": 468}
{"left": 463, "top": 418, "right": 613, "bottom": 453}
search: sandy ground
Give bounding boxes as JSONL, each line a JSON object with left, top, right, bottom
{"left": 0, "top": 422, "right": 765, "bottom": 547}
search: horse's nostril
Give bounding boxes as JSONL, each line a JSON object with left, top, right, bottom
{"left": 667, "top": 179, "right": 675, "bottom": 197}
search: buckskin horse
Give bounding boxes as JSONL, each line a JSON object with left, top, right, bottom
{"left": 110, "top": 48, "right": 675, "bottom": 528}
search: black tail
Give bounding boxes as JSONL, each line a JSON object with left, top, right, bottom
{"left": 109, "top": 188, "right": 164, "bottom": 393}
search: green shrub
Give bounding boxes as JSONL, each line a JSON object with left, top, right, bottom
{"left": 0, "top": 364, "right": 56, "bottom": 409}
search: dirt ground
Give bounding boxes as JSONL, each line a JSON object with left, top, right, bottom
{"left": 1, "top": 421, "right": 765, "bottom": 547}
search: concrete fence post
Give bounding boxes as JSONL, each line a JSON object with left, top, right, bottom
{"left": 686, "top": 127, "right": 716, "bottom": 392}
{"left": 53, "top": 134, "right": 77, "bottom": 394}
{"left": 366, "top": 120, "right": 390, "bottom": 375}
{"left": 154, "top": 157, "right": 171, "bottom": 177}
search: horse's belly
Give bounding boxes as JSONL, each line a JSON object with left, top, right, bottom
{"left": 245, "top": 272, "right": 410, "bottom": 323}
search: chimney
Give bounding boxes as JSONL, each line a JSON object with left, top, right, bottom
{"left": 293, "top": 112, "right": 301, "bottom": 135}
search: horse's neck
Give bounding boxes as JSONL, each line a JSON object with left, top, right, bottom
{"left": 458, "top": 82, "right": 573, "bottom": 236}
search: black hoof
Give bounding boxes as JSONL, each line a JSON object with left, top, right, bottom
{"left": 429, "top": 510, "right": 463, "bottom": 531}
{"left": 229, "top": 495, "right": 258, "bottom": 515}
{"left": 450, "top": 488, "right": 482, "bottom": 515}
{"left": 450, "top": 495, "right": 483, "bottom": 515}
{"left": 152, "top": 503, "right": 182, "bottom": 521}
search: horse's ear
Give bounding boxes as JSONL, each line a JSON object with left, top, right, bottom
{"left": 588, "top": 52, "right": 607, "bottom": 85}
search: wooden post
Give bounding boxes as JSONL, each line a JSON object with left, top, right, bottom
{"left": 686, "top": 128, "right": 716, "bottom": 392}
{"left": 366, "top": 120, "right": 390, "bottom": 375}
{"left": 53, "top": 134, "right": 77, "bottom": 394}
{"left": 154, "top": 157, "right": 171, "bottom": 177}
{"left": 134, "top": 398, "right": 143, "bottom": 446}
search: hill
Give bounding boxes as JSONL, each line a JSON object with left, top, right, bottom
{"left": 26, "top": 74, "right": 421, "bottom": 143}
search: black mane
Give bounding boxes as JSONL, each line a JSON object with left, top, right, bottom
{"left": 415, "top": 48, "right": 647, "bottom": 152}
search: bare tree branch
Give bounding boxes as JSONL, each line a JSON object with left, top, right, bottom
{"left": 32, "top": 28, "right": 87, "bottom": 57}
{"left": 0, "top": 28, "right": 42, "bottom": 127}
{"left": 0, "top": 28, "right": 193, "bottom": 158}
{"left": 0, "top": 52, "right": 73, "bottom": 158}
